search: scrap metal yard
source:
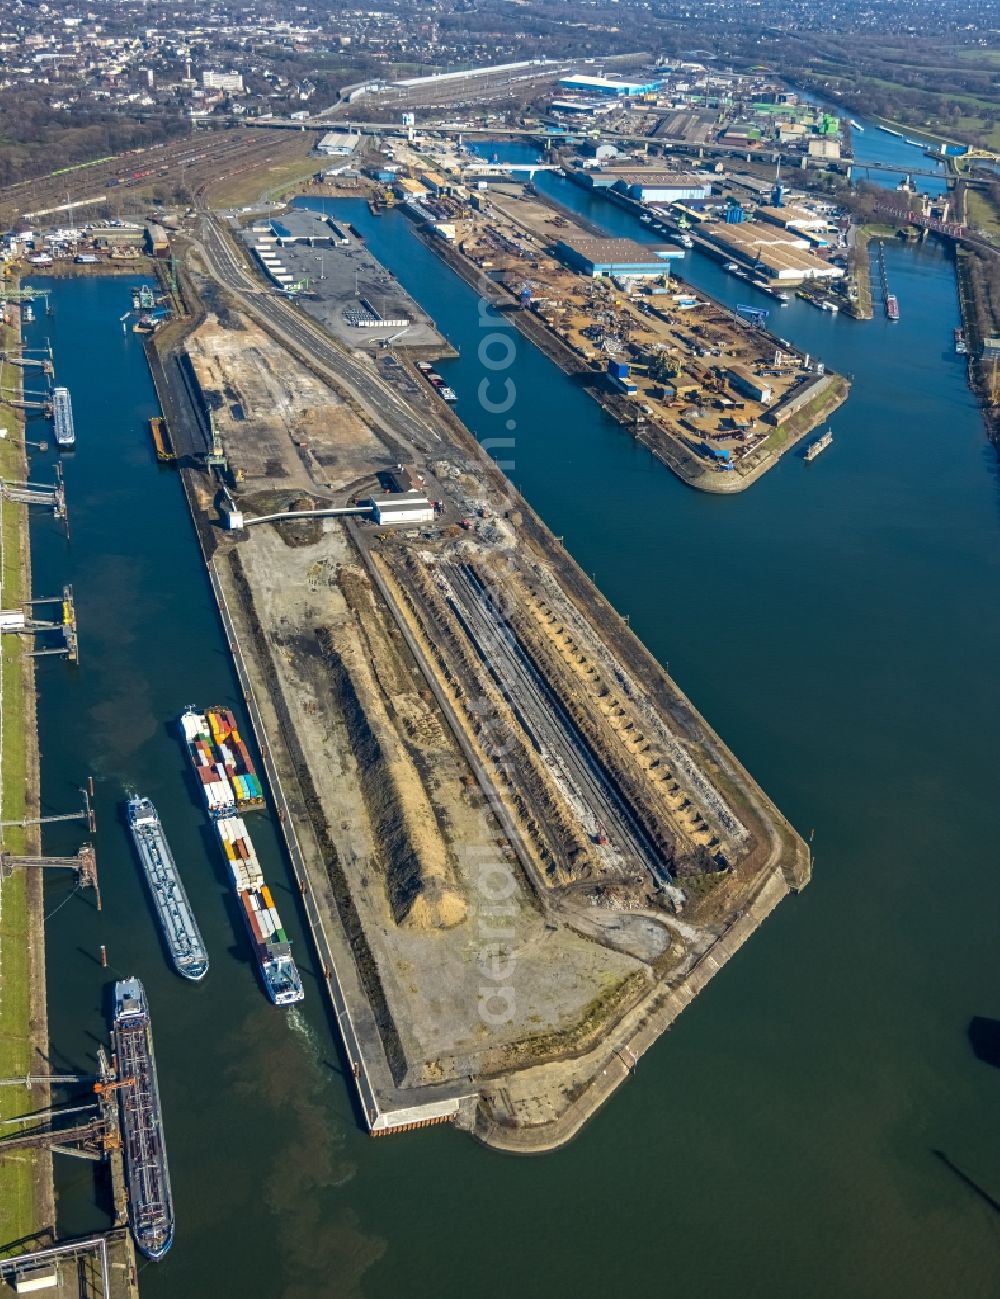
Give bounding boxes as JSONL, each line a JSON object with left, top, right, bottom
{"left": 391, "top": 178, "right": 849, "bottom": 490}
{"left": 148, "top": 211, "right": 811, "bottom": 1148}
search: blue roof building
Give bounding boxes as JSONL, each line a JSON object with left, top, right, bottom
{"left": 558, "top": 74, "right": 660, "bottom": 97}
{"left": 554, "top": 236, "right": 682, "bottom": 278}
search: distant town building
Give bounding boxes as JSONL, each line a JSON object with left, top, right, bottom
{"left": 317, "top": 131, "right": 360, "bottom": 156}
{"left": 808, "top": 138, "right": 841, "bottom": 160}
{"left": 558, "top": 74, "right": 660, "bottom": 97}
{"left": 145, "top": 223, "right": 168, "bottom": 256}
{"left": 202, "top": 69, "right": 243, "bottom": 93}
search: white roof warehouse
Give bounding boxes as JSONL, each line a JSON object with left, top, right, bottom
{"left": 371, "top": 493, "right": 436, "bottom": 526}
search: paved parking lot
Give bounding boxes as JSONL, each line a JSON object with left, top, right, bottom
{"left": 239, "top": 218, "right": 447, "bottom": 350}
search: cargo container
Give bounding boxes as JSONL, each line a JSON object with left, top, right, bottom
{"left": 182, "top": 713, "right": 301, "bottom": 1004}
{"left": 181, "top": 707, "right": 264, "bottom": 814}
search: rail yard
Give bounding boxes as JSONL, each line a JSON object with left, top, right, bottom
{"left": 146, "top": 211, "right": 811, "bottom": 1147}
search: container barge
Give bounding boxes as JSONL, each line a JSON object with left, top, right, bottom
{"left": 415, "top": 359, "right": 457, "bottom": 402}
{"left": 113, "top": 977, "right": 174, "bottom": 1261}
{"left": 180, "top": 706, "right": 264, "bottom": 813}
{"left": 51, "top": 385, "right": 75, "bottom": 447}
{"left": 179, "top": 708, "right": 303, "bottom": 1005}
{"left": 217, "top": 814, "right": 304, "bottom": 1005}
{"left": 127, "top": 795, "right": 208, "bottom": 981}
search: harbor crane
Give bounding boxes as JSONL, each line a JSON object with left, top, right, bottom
{"left": 0, "top": 287, "right": 51, "bottom": 313}
{"left": 380, "top": 326, "right": 410, "bottom": 348}
{"left": 92, "top": 1077, "right": 135, "bottom": 1098}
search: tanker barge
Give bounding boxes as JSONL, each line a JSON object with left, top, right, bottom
{"left": 127, "top": 795, "right": 208, "bottom": 981}
{"left": 113, "top": 977, "right": 174, "bottom": 1261}
{"left": 179, "top": 708, "right": 303, "bottom": 1005}
{"left": 51, "top": 385, "right": 75, "bottom": 447}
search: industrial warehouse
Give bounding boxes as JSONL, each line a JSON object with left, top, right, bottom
{"left": 585, "top": 171, "right": 714, "bottom": 204}
{"left": 557, "top": 73, "right": 661, "bottom": 97}
{"left": 702, "top": 220, "right": 845, "bottom": 282}
{"left": 554, "top": 235, "right": 682, "bottom": 277}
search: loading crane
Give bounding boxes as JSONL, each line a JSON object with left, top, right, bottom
{"left": 92, "top": 1077, "right": 135, "bottom": 1098}
{"left": 0, "top": 843, "right": 100, "bottom": 907}
{"left": 0, "top": 584, "right": 79, "bottom": 661}
{"left": 0, "top": 385, "right": 52, "bottom": 414}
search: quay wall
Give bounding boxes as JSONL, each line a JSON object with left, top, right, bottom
{"left": 144, "top": 320, "right": 460, "bottom": 1137}
{"left": 474, "top": 864, "right": 792, "bottom": 1153}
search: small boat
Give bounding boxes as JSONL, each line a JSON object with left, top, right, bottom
{"left": 849, "top": 119, "right": 864, "bottom": 132}
{"left": 804, "top": 429, "right": 833, "bottom": 463}
{"left": 439, "top": 386, "right": 457, "bottom": 402}
{"left": 724, "top": 261, "right": 739, "bottom": 272}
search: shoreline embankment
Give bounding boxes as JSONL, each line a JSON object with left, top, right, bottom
{"left": 0, "top": 293, "right": 54, "bottom": 1253}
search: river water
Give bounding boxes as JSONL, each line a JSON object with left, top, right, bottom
{"left": 19, "top": 125, "right": 1000, "bottom": 1299}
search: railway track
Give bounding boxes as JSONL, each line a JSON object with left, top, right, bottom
{"left": 442, "top": 561, "right": 671, "bottom": 886}
{"left": 195, "top": 216, "right": 443, "bottom": 459}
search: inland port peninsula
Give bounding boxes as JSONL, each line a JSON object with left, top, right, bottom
{"left": 399, "top": 185, "right": 849, "bottom": 493}
{"left": 146, "top": 207, "right": 811, "bottom": 1151}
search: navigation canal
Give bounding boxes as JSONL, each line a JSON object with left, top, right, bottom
{"left": 22, "top": 139, "right": 1000, "bottom": 1296}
